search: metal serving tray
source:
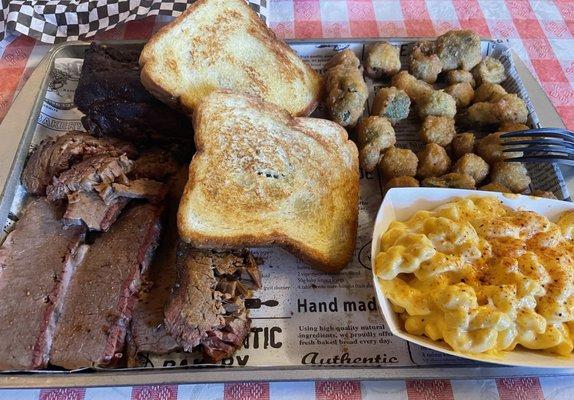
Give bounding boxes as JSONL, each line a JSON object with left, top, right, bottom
{"left": 0, "top": 39, "right": 572, "bottom": 388}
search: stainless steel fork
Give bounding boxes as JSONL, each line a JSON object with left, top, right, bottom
{"left": 500, "top": 128, "right": 574, "bottom": 165}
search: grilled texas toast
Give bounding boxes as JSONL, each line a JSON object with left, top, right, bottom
{"left": 178, "top": 91, "right": 359, "bottom": 273}
{"left": 139, "top": 0, "right": 322, "bottom": 117}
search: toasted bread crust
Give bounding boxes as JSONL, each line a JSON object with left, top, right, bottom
{"left": 140, "top": 0, "right": 322, "bottom": 117}
{"left": 178, "top": 91, "right": 359, "bottom": 272}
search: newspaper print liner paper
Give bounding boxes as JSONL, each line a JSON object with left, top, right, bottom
{"left": 2, "top": 39, "right": 567, "bottom": 374}
{"left": 0, "top": 0, "right": 268, "bottom": 44}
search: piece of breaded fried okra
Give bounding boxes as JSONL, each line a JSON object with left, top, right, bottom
{"left": 409, "top": 41, "right": 442, "bottom": 84}
{"left": 451, "top": 132, "right": 475, "bottom": 159}
{"left": 473, "top": 82, "right": 507, "bottom": 103}
{"left": 365, "top": 42, "right": 401, "bottom": 78}
{"left": 379, "top": 147, "right": 418, "bottom": 179}
{"left": 467, "top": 94, "right": 527, "bottom": 126}
{"left": 445, "top": 82, "right": 474, "bottom": 108}
{"left": 453, "top": 153, "right": 489, "bottom": 184}
{"left": 490, "top": 161, "right": 531, "bottom": 193}
{"left": 371, "top": 87, "right": 411, "bottom": 124}
{"left": 324, "top": 59, "right": 368, "bottom": 127}
{"left": 416, "top": 143, "right": 452, "bottom": 178}
{"left": 435, "top": 30, "right": 482, "bottom": 71}
{"left": 472, "top": 57, "right": 506, "bottom": 85}
{"left": 356, "top": 116, "right": 396, "bottom": 172}
{"left": 422, "top": 173, "right": 476, "bottom": 189}
{"left": 324, "top": 49, "right": 361, "bottom": 70}
{"left": 420, "top": 116, "right": 456, "bottom": 146}
{"left": 385, "top": 176, "right": 420, "bottom": 190}
{"left": 446, "top": 70, "right": 476, "bottom": 87}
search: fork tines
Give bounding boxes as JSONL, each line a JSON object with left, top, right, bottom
{"left": 500, "top": 128, "right": 574, "bottom": 165}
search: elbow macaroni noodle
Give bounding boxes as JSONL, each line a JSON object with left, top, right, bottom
{"left": 375, "top": 197, "right": 574, "bottom": 355}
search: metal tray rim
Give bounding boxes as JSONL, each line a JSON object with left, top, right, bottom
{"left": 0, "top": 39, "right": 570, "bottom": 388}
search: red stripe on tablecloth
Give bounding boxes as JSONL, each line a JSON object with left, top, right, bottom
{"left": 406, "top": 379, "right": 454, "bottom": 400}
{"left": 224, "top": 382, "right": 270, "bottom": 400}
{"left": 347, "top": 0, "right": 378, "bottom": 37}
{"left": 315, "top": 380, "right": 362, "bottom": 400}
{"left": 400, "top": 0, "right": 436, "bottom": 37}
{"left": 131, "top": 385, "right": 178, "bottom": 400}
{"left": 506, "top": 1, "right": 566, "bottom": 63}
{"left": 294, "top": 0, "right": 323, "bottom": 38}
{"left": 124, "top": 17, "right": 158, "bottom": 40}
{"left": 496, "top": 377, "right": 544, "bottom": 400}
{"left": 39, "top": 388, "right": 86, "bottom": 400}
{"left": 452, "top": 0, "right": 491, "bottom": 37}
{"left": 557, "top": 105, "right": 574, "bottom": 130}
{"left": 0, "top": 35, "right": 36, "bottom": 123}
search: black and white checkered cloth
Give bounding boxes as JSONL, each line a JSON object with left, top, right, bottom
{"left": 0, "top": 0, "right": 268, "bottom": 43}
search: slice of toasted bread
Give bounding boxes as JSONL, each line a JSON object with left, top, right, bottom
{"left": 178, "top": 91, "right": 359, "bottom": 272}
{"left": 139, "top": 0, "right": 322, "bottom": 117}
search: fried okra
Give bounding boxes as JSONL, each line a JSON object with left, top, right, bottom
{"left": 365, "top": 42, "right": 401, "bottom": 78}
{"left": 422, "top": 173, "right": 476, "bottom": 189}
{"left": 475, "top": 132, "right": 509, "bottom": 164}
{"left": 391, "top": 71, "right": 433, "bottom": 104}
{"left": 446, "top": 70, "right": 476, "bottom": 87}
{"left": 357, "top": 116, "right": 396, "bottom": 172}
{"left": 416, "top": 143, "right": 451, "bottom": 178}
{"left": 531, "top": 190, "right": 557, "bottom": 200}
{"left": 467, "top": 94, "right": 528, "bottom": 126}
{"left": 435, "top": 30, "right": 481, "bottom": 71}
{"left": 379, "top": 147, "right": 418, "bottom": 179}
{"left": 325, "top": 64, "right": 368, "bottom": 127}
{"left": 409, "top": 41, "right": 442, "bottom": 84}
{"left": 498, "top": 122, "right": 529, "bottom": 132}
{"left": 445, "top": 82, "right": 474, "bottom": 108}
{"left": 385, "top": 176, "right": 420, "bottom": 189}
{"left": 473, "top": 82, "right": 507, "bottom": 103}
{"left": 418, "top": 90, "right": 457, "bottom": 119}
{"left": 451, "top": 132, "right": 475, "bottom": 159}
{"left": 480, "top": 182, "right": 512, "bottom": 193}
{"left": 371, "top": 87, "right": 411, "bottom": 124}
{"left": 490, "top": 161, "right": 531, "bottom": 193}
{"left": 453, "top": 153, "right": 489, "bottom": 184}
{"left": 472, "top": 57, "right": 506, "bottom": 85}
{"left": 420, "top": 115, "right": 456, "bottom": 146}
{"left": 324, "top": 49, "right": 361, "bottom": 70}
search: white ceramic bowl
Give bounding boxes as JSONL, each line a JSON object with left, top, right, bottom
{"left": 371, "top": 187, "right": 574, "bottom": 368}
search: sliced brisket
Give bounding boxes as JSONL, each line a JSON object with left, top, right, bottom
{"left": 0, "top": 198, "right": 86, "bottom": 370}
{"left": 46, "top": 154, "right": 132, "bottom": 201}
{"left": 63, "top": 191, "right": 129, "bottom": 231}
{"left": 96, "top": 179, "right": 167, "bottom": 205}
{"left": 75, "top": 43, "right": 192, "bottom": 143}
{"left": 21, "top": 131, "right": 136, "bottom": 196}
{"left": 127, "top": 168, "right": 188, "bottom": 366}
{"left": 49, "top": 203, "right": 162, "bottom": 370}
{"left": 164, "top": 249, "right": 261, "bottom": 362}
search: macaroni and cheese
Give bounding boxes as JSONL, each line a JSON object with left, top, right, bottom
{"left": 375, "top": 197, "right": 574, "bottom": 355}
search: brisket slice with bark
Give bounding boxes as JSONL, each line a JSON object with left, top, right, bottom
{"left": 127, "top": 168, "right": 188, "bottom": 366}
{"left": 46, "top": 154, "right": 133, "bottom": 201}
{"left": 21, "top": 131, "right": 136, "bottom": 196}
{"left": 164, "top": 249, "right": 261, "bottom": 362}
{"left": 63, "top": 191, "right": 129, "bottom": 231}
{"left": 49, "top": 203, "right": 162, "bottom": 370}
{"left": 75, "top": 43, "right": 192, "bottom": 143}
{"left": 0, "top": 198, "right": 86, "bottom": 370}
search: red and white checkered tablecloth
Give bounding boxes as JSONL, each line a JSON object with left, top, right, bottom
{"left": 1, "top": 1, "right": 574, "bottom": 399}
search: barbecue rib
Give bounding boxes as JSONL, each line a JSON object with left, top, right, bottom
{"left": 0, "top": 199, "right": 86, "bottom": 370}
{"left": 49, "top": 203, "right": 162, "bottom": 370}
